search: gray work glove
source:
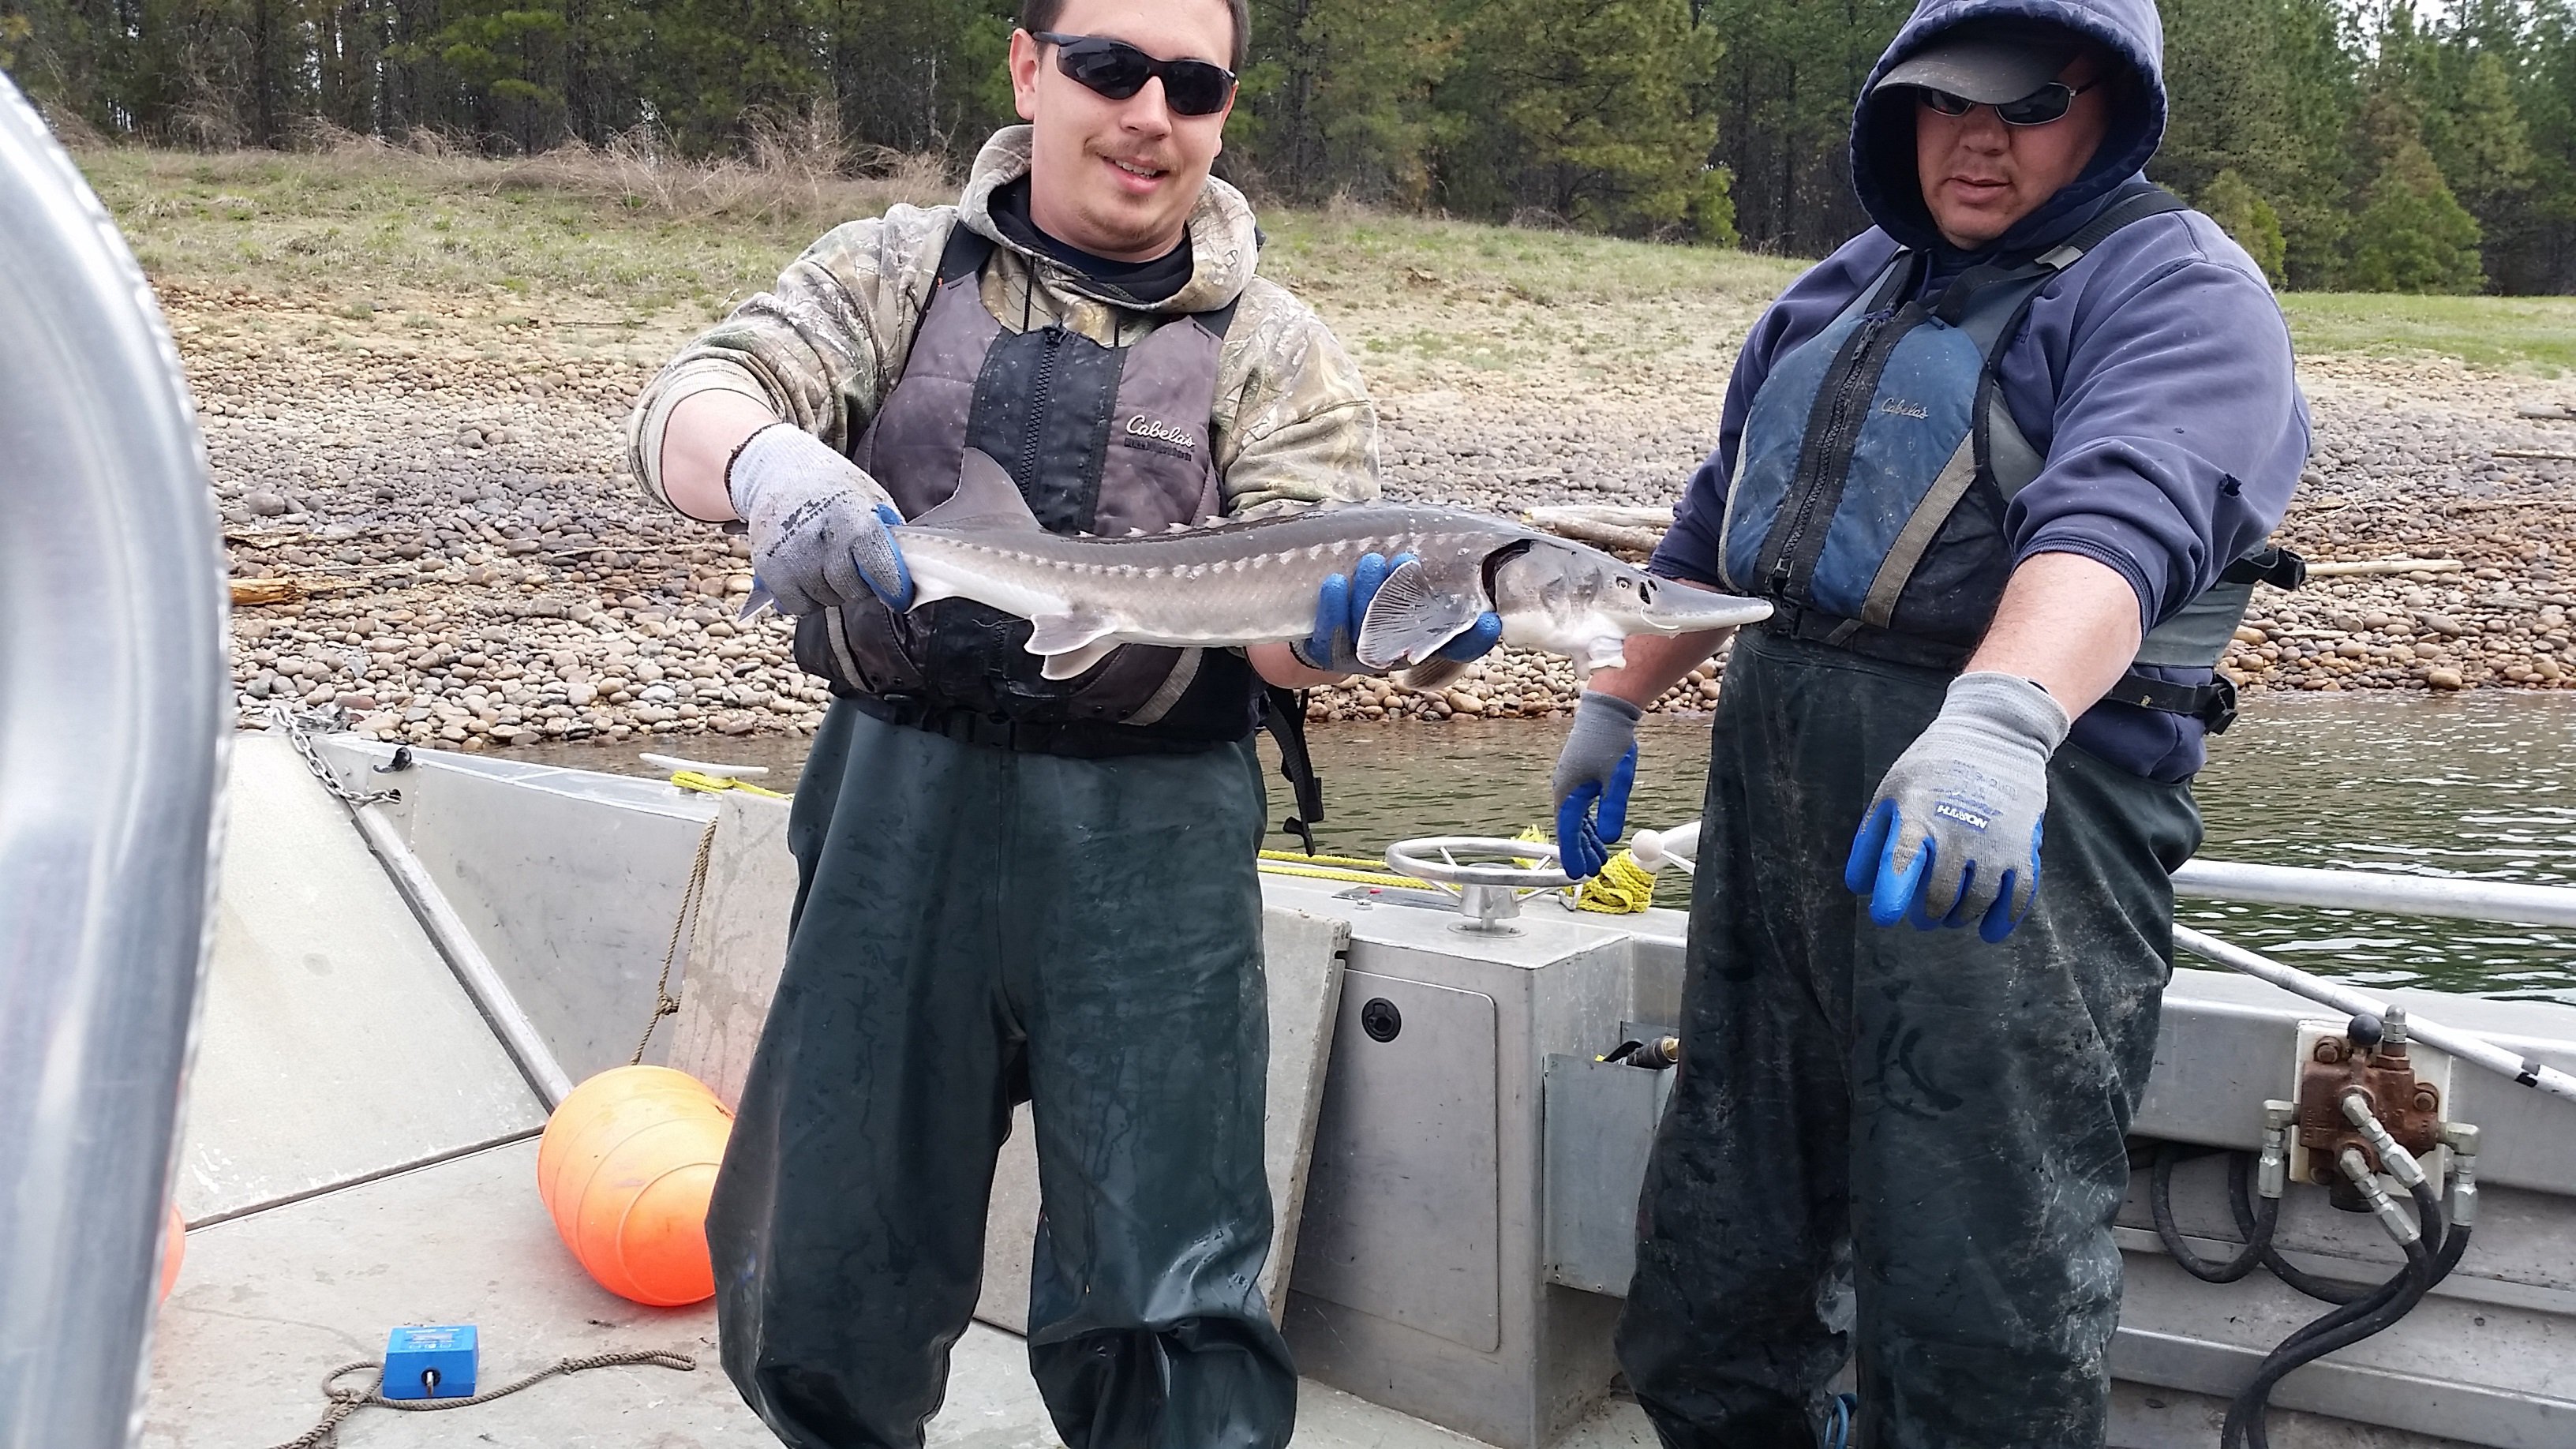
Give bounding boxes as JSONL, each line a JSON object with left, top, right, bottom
{"left": 1843, "top": 671, "right": 2070, "bottom": 942}
{"left": 1550, "top": 691, "right": 1642, "bottom": 881}
{"left": 725, "top": 422, "right": 912, "bottom": 616}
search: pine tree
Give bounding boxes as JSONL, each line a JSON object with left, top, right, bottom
{"left": 2199, "top": 168, "right": 2288, "bottom": 286}
{"left": 1440, "top": 0, "right": 1731, "bottom": 239}
{"left": 1237, "top": 0, "right": 1455, "bottom": 207}
{"left": 2442, "top": 49, "right": 2537, "bottom": 269}
{"left": 635, "top": 0, "right": 820, "bottom": 154}
{"left": 2344, "top": 80, "right": 2485, "bottom": 293}
{"left": 2161, "top": 0, "right": 2356, "bottom": 290}
{"left": 1700, "top": 0, "right": 1910, "bottom": 255}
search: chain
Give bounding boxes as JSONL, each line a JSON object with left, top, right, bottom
{"left": 633, "top": 816, "right": 719, "bottom": 1065}
{"left": 267, "top": 1351, "right": 697, "bottom": 1449}
{"left": 266, "top": 704, "right": 403, "bottom": 809}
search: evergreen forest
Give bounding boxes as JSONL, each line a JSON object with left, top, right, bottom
{"left": 8, "top": 0, "right": 2576, "bottom": 294}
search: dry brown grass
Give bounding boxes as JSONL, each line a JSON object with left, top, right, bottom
{"left": 275, "top": 109, "right": 954, "bottom": 230}
{"left": 76, "top": 123, "right": 955, "bottom": 313}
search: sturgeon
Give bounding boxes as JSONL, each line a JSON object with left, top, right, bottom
{"left": 843, "top": 448, "right": 1773, "bottom": 680}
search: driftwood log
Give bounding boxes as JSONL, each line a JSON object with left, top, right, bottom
{"left": 1524, "top": 504, "right": 1674, "bottom": 554}
{"left": 2304, "top": 558, "right": 2463, "bottom": 578}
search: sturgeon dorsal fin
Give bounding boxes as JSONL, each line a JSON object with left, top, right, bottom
{"left": 915, "top": 447, "right": 1041, "bottom": 531}
{"left": 1355, "top": 558, "right": 1479, "bottom": 668}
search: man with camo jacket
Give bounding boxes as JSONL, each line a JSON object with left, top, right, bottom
{"left": 623, "top": 2, "right": 1497, "bottom": 1445}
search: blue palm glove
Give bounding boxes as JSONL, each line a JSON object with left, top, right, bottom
{"left": 726, "top": 422, "right": 912, "bottom": 616}
{"left": 1843, "top": 672, "right": 2069, "bottom": 943}
{"left": 1291, "top": 552, "right": 1502, "bottom": 672}
{"left": 1551, "top": 691, "right": 1642, "bottom": 880}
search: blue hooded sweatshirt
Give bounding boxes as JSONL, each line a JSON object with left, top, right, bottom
{"left": 1651, "top": 0, "right": 2310, "bottom": 781}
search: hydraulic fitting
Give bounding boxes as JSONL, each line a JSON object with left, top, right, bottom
{"left": 2342, "top": 1090, "right": 2430, "bottom": 1189}
{"left": 2337, "top": 1146, "right": 2421, "bottom": 1247}
{"left": 2258, "top": 1100, "right": 2296, "bottom": 1200}
{"left": 2440, "top": 1121, "right": 2483, "bottom": 1230}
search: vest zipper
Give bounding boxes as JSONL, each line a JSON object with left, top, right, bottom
{"left": 1019, "top": 325, "right": 1065, "bottom": 489}
{"left": 1770, "top": 311, "right": 1891, "bottom": 596}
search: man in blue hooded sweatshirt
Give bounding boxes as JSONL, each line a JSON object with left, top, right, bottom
{"left": 1546, "top": 2, "right": 2309, "bottom": 1444}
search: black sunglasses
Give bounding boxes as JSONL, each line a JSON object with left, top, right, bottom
{"left": 1919, "top": 79, "right": 2097, "bottom": 127}
{"left": 1034, "top": 32, "right": 1237, "bottom": 117}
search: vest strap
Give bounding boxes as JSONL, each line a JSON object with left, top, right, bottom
{"left": 1930, "top": 185, "right": 2187, "bottom": 331}
{"left": 935, "top": 223, "right": 995, "bottom": 285}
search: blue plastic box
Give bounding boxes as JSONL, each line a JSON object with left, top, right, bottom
{"left": 382, "top": 1324, "right": 477, "bottom": 1400}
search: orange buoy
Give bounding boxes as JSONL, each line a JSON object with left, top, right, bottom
{"left": 158, "top": 1204, "right": 185, "bottom": 1302}
{"left": 537, "top": 1066, "right": 733, "bottom": 1306}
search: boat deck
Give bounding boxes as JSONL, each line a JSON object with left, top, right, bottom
{"left": 144, "top": 1133, "right": 1667, "bottom": 1447}
{"left": 140, "top": 732, "right": 2547, "bottom": 1448}
{"left": 140, "top": 734, "right": 1656, "bottom": 1447}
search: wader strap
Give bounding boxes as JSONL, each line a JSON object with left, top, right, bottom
{"left": 2107, "top": 671, "right": 2240, "bottom": 733}
{"left": 1765, "top": 600, "right": 1973, "bottom": 672}
{"left": 2225, "top": 546, "right": 2307, "bottom": 590}
{"left": 1261, "top": 686, "right": 1326, "bottom": 855}
{"left": 843, "top": 691, "right": 1234, "bottom": 758}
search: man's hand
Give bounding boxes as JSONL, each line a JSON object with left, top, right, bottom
{"left": 728, "top": 424, "right": 913, "bottom": 616}
{"left": 1844, "top": 672, "right": 2069, "bottom": 942}
{"left": 1551, "top": 691, "right": 1642, "bottom": 880}
{"left": 1290, "top": 552, "right": 1502, "bottom": 676}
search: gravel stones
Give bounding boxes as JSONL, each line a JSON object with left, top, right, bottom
{"left": 193, "top": 289, "right": 2576, "bottom": 747}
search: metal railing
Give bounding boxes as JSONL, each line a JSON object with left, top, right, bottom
{"left": 2174, "top": 858, "right": 2576, "bottom": 931}
{"left": 1623, "top": 822, "right": 2576, "bottom": 1106}
{"left": 2171, "top": 860, "right": 2576, "bottom": 1105}
{"left": 0, "top": 74, "right": 230, "bottom": 1449}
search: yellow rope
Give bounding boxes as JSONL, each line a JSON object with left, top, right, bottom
{"left": 1256, "top": 850, "right": 1424, "bottom": 891}
{"left": 1511, "top": 826, "right": 1655, "bottom": 915}
{"left": 668, "top": 769, "right": 788, "bottom": 799}
{"left": 1575, "top": 850, "right": 1659, "bottom": 914}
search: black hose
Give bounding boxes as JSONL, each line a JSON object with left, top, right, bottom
{"left": 2222, "top": 1180, "right": 2447, "bottom": 1449}
{"left": 2150, "top": 1144, "right": 2272, "bottom": 1282}
{"left": 2227, "top": 1155, "right": 2372, "bottom": 1305}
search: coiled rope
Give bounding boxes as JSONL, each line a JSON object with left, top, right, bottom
{"left": 265, "top": 1350, "right": 696, "bottom": 1449}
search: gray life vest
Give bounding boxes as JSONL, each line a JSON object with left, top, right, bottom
{"left": 792, "top": 223, "right": 1262, "bottom": 751}
{"left": 1718, "top": 185, "right": 2301, "bottom": 732}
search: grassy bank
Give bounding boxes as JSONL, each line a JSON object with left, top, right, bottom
{"left": 72, "top": 140, "right": 2576, "bottom": 375}
{"left": 2278, "top": 291, "right": 2576, "bottom": 374}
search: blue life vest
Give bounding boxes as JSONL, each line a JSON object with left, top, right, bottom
{"left": 1718, "top": 187, "right": 2300, "bottom": 730}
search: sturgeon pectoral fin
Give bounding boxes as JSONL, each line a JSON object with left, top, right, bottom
{"left": 1581, "top": 638, "right": 1628, "bottom": 673}
{"left": 1038, "top": 636, "right": 1124, "bottom": 681}
{"left": 1355, "top": 558, "right": 1478, "bottom": 668}
{"left": 1396, "top": 657, "right": 1470, "bottom": 693}
{"left": 1027, "top": 611, "right": 1122, "bottom": 680}
{"left": 914, "top": 447, "right": 1042, "bottom": 532}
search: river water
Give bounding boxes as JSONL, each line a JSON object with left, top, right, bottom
{"left": 508, "top": 694, "right": 2576, "bottom": 1003}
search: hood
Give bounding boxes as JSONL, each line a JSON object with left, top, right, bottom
{"left": 956, "top": 126, "right": 1259, "bottom": 315}
{"left": 1852, "top": 0, "right": 2167, "bottom": 256}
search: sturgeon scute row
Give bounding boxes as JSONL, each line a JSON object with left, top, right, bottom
{"left": 881, "top": 451, "right": 1773, "bottom": 680}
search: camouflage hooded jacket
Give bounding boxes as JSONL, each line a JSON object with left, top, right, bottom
{"left": 627, "top": 127, "right": 1379, "bottom": 517}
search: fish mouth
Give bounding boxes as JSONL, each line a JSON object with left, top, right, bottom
{"left": 1641, "top": 588, "right": 1773, "bottom": 631}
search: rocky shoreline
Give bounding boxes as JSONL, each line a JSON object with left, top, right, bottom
{"left": 187, "top": 288, "right": 2576, "bottom": 747}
